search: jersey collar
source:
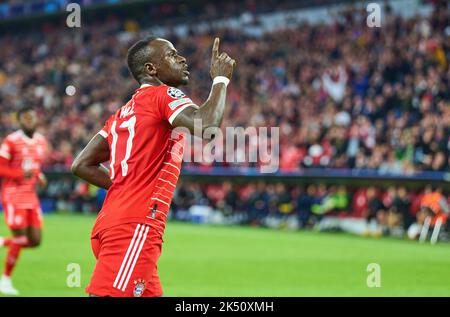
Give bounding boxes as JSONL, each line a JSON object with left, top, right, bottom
{"left": 19, "top": 130, "right": 36, "bottom": 144}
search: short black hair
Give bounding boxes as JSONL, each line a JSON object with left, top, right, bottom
{"left": 16, "top": 106, "right": 34, "bottom": 121}
{"left": 127, "top": 36, "right": 159, "bottom": 83}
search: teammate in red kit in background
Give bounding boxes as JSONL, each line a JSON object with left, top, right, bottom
{"left": 0, "top": 107, "right": 48, "bottom": 295}
{"left": 72, "top": 36, "right": 236, "bottom": 297}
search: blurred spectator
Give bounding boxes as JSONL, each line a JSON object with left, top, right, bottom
{"left": 311, "top": 185, "right": 349, "bottom": 215}
{"left": 295, "top": 184, "right": 316, "bottom": 228}
{"left": 363, "top": 187, "right": 386, "bottom": 237}
{"left": 169, "top": 181, "right": 448, "bottom": 240}
{"left": 388, "top": 186, "right": 413, "bottom": 237}
{"left": 417, "top": 186, "right": 449, "bottom": 224}
{"left": 0, "top": 1, "right": 448, "bottom": 175}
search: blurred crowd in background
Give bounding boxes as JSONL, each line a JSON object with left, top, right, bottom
{"left": 0, "top": 0, "right": 448, "bottom": 173}
{"left": 0, "top": 0, "right": 449, "bottom": 238}
{"left": 43, "top": 178, "right": 449, "bottom": 239}
{"left": 170, "top": 181, "right": 449, "bottom": 238}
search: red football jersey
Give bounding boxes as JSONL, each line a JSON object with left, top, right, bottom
{"left": 92, "top": 84, "right": 197, "bottom": 237}
{"left": 0, "top": 130, "right": 48, "bottom": 209}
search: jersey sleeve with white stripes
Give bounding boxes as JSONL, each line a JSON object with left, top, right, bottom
{"left": 0, "top": 137, "right": 14, "bottom": 160}
{"left": 98, "top": 114, "right": 115, "bottom": 139}
{"left": 157, "top": 86, "right": 198, "bottom": 125}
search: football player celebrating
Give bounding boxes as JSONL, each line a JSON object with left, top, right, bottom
{"left": 72, "top": 37, "right": 235, "bottom": 296}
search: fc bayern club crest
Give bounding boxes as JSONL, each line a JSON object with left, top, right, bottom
{"left": 167, "top": 87, "right": 185, "bottom": 99}
{"left": 133, "top": 279, "right": 146, "bottom": 297}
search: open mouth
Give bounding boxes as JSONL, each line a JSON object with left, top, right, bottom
{"left": 183, "top": 70, "right": 190, "bottom": 75}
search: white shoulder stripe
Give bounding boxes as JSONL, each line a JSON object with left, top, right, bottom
{"left": 98, "top": 130, "right": 108, "bottom": 138}
{"left": 0, "top": 150, "right": 10, "bottom": 160}
{"left": 168, "top": 103, "right": 197, "bottom": 125}
{"left": 168, "top": 98, "right": 193, "bottom": 110}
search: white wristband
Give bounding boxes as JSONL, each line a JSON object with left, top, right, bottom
{"left": 213, "top": 76, "right": 230, "bottom": 87}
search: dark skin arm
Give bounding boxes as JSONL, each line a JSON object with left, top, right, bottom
{"left": 71, "top": 134, "right": 112, "bottom": 190}
{"left": 172, "top": 38, "right": 235, "bottom": 136}
{"left": 72, "top": 38, "right": 235, "bottom": 189}
{"left": 172, "top": 84, "right": 227, "bottom": 136}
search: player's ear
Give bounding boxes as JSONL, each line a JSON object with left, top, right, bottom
{"left": 145, "top": 62, "right": 157, "bottom": 76}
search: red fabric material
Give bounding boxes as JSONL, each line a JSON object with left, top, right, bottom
{"left": 87, "top": 223, "right": 163, "bottom": 297}
{"left": 0, "top": 157, "right": 23, "bottom": 180}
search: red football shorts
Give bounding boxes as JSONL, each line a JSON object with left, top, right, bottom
{"left": 86, "top": 223, "right": 163, "bottom": 297}
{"left": 2, "top": 203, "right": 43, "bottom": 230}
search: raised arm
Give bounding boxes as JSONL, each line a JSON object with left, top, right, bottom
{"left": 71, "top": 134, "right": 112, "bottom": 190}
{"left": 172, "top": 38, "right": 236, "bottom": 136}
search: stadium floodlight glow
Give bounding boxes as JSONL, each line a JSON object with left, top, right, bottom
{"left": 65, "top": 85, "right": 77, "bottom": 96}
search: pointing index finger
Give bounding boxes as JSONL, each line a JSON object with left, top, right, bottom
{"left": 212, "top": 37, "right": 220, "bottom": 59}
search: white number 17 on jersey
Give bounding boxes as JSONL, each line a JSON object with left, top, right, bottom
{"left": 110, "top": 116, "right": 136, "bottom": 179}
